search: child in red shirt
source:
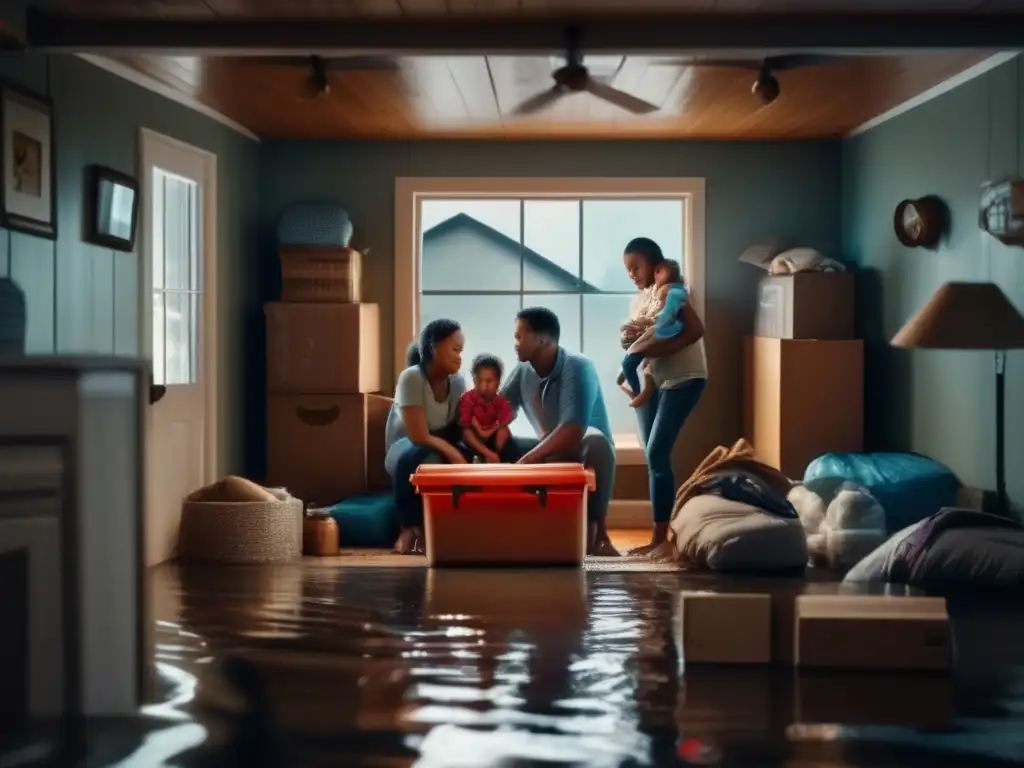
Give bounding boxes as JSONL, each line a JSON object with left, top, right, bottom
{"left": 458, "top": 353, "right": 514, "bottom": 463}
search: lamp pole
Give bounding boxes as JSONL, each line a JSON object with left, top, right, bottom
{"left": 995, "top": 349, "right": 1008, "bottom": 517}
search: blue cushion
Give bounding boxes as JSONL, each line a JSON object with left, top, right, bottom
{"left": 804, "top": 452, "right": 959, "bottom": 534}
{"left": 324, "top": 493, "right": 397, "bottom": 548}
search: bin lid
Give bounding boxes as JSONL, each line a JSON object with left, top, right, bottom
{"left": 411, "top": 462, "right": 595, "bottom": 492}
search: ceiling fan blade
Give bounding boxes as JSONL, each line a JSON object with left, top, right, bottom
{"left": 650, "top": 58, "right": 762, "bottom": 70}
{"left": 583, "top": 80, "right": 659, "bottom": 115}
{"left": 322, "top": 56, "right": 401, "bottom": 72}
{"left": 765, "top": 54, "right": 848, "bottom": 71}
{"left": 511, "top": 87, "right": 565, "bottom": 116}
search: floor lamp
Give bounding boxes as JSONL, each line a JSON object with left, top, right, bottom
{"left": 892, "top": 282, "right": 1024, "bottom": 516}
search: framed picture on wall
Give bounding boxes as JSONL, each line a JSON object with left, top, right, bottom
{"left": 0, "top": 82, "right": 56, "bottom": 240}
{"left": 85, "top": 165, "right": 139, "bottom": 252}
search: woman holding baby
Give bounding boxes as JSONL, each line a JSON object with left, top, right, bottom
{"left": 620, "top": 237, "right": 708, "bottom": 556}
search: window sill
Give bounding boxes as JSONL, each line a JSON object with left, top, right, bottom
{"left": 614, "top": 434, "right": 647, "bottom": 466}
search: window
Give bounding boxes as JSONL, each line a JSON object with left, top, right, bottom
{"left": 396, "top": 178, "right": 705, "bottom": 463}
{"left": 151, "top": 168, "right": 201, "bottom": 386}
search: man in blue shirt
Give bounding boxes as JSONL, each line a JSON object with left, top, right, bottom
{"left": 499, "top": 307, "right": 619, "bottom": 557}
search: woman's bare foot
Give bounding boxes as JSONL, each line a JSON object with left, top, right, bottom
{"left": 629, "top": 386, "right": 654, "bottom": 408}
{"left": 627, "top": 523, "right": 669, "bottom": 556}
{"left": 394, "top": 528, "right": 417, "bottom": 554}
{"left": 395, "top": 526, "right": 426, "bottom": 556}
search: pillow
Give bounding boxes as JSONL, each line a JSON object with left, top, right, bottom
{"left": 671, "top": 494, "right": 808, "bottom": 572}
{"left": 844, "top": 514, "right": 1024, "bottom": 590}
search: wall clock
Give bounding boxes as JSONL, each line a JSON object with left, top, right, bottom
{"left": 894, "top": 196, "right": 945, "bottom": 248}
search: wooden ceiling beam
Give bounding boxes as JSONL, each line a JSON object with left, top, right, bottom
{"left": 25, "top": 11, "right": 1024, "bottom": 56}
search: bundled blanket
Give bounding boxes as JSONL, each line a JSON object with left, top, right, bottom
{"left": 648, "top": 439, "right": 797, "bottom": 562}
{"left": 670, "top": 438, "right": 794, "bottom": 522}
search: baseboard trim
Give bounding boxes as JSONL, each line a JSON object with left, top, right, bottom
{"left": 608, "top": 499, "right": 652, "bottom": 530}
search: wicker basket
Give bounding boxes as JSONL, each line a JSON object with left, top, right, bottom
{"left": 178, "top": 487, "right": 303, "bottom": 564}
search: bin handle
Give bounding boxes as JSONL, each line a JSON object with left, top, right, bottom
{"left": 443, "top": 484, "right": 549, "bottom": 510}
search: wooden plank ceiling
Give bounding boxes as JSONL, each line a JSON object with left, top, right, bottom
{"left": 36, "top": 1, "right": 998, "bottom": 139}
{"left": 102, "top": 51, "right": 987, "bottom": 140}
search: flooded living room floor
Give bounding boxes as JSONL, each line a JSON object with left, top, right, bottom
{"left": 7, "top": 532, "right": 1024, "bottom": 767}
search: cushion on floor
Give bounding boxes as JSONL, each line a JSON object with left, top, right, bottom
{"left": 323, "top": 492, "right": 398, "bottom": 548}
{"left": 670, "top": 494, "right": 808, "bottom": 572}
{"left": 844, "top": 512, "right": 1024, "bottom": 589}
{"left": 803, "top": 452, "right": 959, "bottom": 533}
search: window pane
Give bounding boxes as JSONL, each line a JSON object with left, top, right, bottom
{"left": 419, "top": 293, "right": 520, "bottom": 382}
{"left": 151, "top": 173, "right": 165, "bottom": 290}
{"left": 583, "top": 293, "right": 639, "bottom": 438}
{"left": 420, "top": 199, "right": 523, "bottom": 292}
{"left": 163, "top": 291, "right": 195, "bottom": 385}
{"left": 523, "top": 200, "right": 580, "bottom": 291}
{"left": 522, "top": 293, "right": 581, "bottom": 354}
{"left": 152, "top": 291, "right": 165, "bottom": 385}
{"left": 581, "top": 200, "right": 685, "bottom": 292}
{"left": 158, "top": 170, "right": 200, "bottom": 292}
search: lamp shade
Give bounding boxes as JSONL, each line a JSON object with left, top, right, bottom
{"left": 892, "top": 282, "right": 1024, "bottom": 350}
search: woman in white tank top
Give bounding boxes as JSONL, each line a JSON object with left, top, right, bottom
{"left": 620, "top": 237, "right": 708, "bottom": 555}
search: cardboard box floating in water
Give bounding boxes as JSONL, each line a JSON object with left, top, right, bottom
{"left": 678, "top": 592, "right": 772, "bottom": 664}
{"left": 794, "top": 595, "right": 951, "bottom": 672}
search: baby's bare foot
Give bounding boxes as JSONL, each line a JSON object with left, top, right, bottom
{"left": 629, "top": 387, "right": 654, "bottom": 408}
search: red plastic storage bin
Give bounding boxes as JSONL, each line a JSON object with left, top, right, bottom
{"left": 410, "top": 463, "right": 595, "bottom": 567}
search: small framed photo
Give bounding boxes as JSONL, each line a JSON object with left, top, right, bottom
{"left": 86, "top": 165, "right": 139, "bottom": 252}
{"left": 0, "top": 82, "right": 56, "bottom": 240}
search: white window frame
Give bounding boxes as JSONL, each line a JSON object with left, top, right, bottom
{"left": 394, "top": 177, "right": 706, "bottom": 466}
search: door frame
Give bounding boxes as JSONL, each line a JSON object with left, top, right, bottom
{"left": 137, "top": 127, "right": 219, "bottom": 486}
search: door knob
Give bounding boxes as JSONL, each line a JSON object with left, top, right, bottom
{"left": 149, "top": 384, "right": 166, "bottom": 405}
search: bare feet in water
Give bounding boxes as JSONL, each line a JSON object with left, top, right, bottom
{"left": 627, "top": 523, "right": 668, "bottom": 556}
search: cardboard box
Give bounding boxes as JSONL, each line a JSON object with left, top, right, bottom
{"left": 266, "top": 302, "right": 380, "bottom": 395}
{"left": 754, "top": 272, "right": 855, "bottom": 340}
{"left": 678, "top": 592, "right": 772, "bottom": 664}
{"left": 365, "top": 394, "right": 393, "bottom": 492}
{"left": 268, "top": 394, "right": 383, "bottom": 506}
{"left": 279, "top": 246, "right": 362, "bottom": 303}
{"left": 794, "top": 595, "right": 951, "bottom": 671}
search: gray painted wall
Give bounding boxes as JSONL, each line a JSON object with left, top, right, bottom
{"left": 842, "top": 56, "right": 1024, "bottom": 511}
{"left": 0, "top": 53, "right": 261, "bottom": 476}
{"left": 259, "top": 139, "right": 841, "bottom": 478}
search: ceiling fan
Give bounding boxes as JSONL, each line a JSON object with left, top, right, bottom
{"left": 245, "top": 54, "right": 401, "bottom": 99}
{"left": 510, "top": 26, "right": 661, "bottom": 117}
{"left": 652, "top": 54, "right": 847, "bottom": 105}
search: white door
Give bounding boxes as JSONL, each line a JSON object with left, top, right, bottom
{"left": 139, "top": 130, "right": 217, "bottom": 567}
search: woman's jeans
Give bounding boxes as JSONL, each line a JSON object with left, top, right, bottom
{"left": 633, "top": 378, "right": 706, "bottom": 523}
{"left": 385, "top": 430, "right": 469, "bottom": 528}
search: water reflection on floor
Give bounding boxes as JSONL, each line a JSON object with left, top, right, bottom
{"left": 13, "top": 563, "right": 1024, "bottom": 766}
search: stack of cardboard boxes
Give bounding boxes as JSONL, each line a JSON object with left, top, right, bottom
{"left": 743, "top": 271, "right": 864, "bottom": 479}
{"left": 265, "top": 246, "right": 392, "bottom": 507}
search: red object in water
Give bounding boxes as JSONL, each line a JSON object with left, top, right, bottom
{"left": 676, "top": 737, "right": 721, "bottom": 764}
{"left": 410, "top": 463, "right": 594, "bottom": 567}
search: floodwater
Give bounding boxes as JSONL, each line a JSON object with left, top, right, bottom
{"left": 5, "top": 564, "right": 1024, "bottom": 767}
